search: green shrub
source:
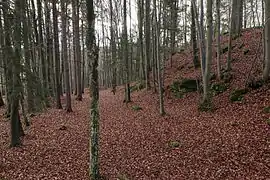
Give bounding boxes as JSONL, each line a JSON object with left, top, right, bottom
{"left": 169, "top": 79, "right": 199, "bottom": 98}
{"left": 263, "top": 106, "right": 270, "bottom": 113}
{"left": 132, "top": 105, "right": 142, "bottom": 111}
{"left": 230, "top": 88, "right": 248, "bottom": 102}
{"left": 179, "top": 79, "right": 198, "bottom": 92}
{"left": 266, "top": 119, "right": 270, "bottom": 125}
{"left": 130, "top": 82, "right": 145, "bottom": 93}
{"left": 211, "top": 83, "right": 228, "bottom": 95}
{"left": 168, "top": 141, "right": 180, "bottom": 148}
{"left": 170, "top": 81, "right": 183, "bottom": 99}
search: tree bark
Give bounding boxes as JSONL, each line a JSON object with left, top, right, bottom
{"left": 123, "top": 0, "right": 131, "bottom": 102}
{"left": 37, "top": 0, "right": 49, "bottom": 106}
{"left": 154, "top": 0, "right": 165, "bottom": 115}
{"left": 53, "top": 0, "right": 63, "bottom": 109}
{"left": 110, "top": 0, "right": 117, "bottom": 94}
{"left": 61, "top": 0, "right": 72, "bottom": 112}
{"left": 72, "top": 0, "right": 82, "bottom": 101}
{"left": 145, "top": 0, "right": 151, "bottom": 89}
{"left": 191, "top": 2, "right": 199, "bottom": 68}
{"left": 86, "top": 0, "right": 100, "bottom": 179}
{"left": 231, "top": 0, "right": 243, "bottom": 36}
{"left": 22, "top": 0, "right": 35, "bottom": 113}
{"left": 263, "top": 0, "right": 270, "bottom": 81}
{"left": 11, "top": 0, "right": 24, "bottom": 147}
{"left": 203, "top": 0, "right": 213, "bottom": 103}
{"left": 216, "top": 0, "right": 221, "bottom": 79}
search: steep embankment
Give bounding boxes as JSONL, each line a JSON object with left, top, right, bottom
{"left": 97, "top": 28, "right": 270, "bottom": 179}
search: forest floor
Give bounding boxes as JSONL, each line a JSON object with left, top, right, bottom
{"left": 1, "top": 28, "right": 270, "bottom": 180}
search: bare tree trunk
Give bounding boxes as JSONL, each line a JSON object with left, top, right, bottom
{"left": 138, "top": 0, "right": 145, "bottom": 80}
{"left": 45, "top": 0, "right": 54, "bottom": 97}
{"left": 227, "top": 2, "right": 233, "bottom": 71}
{"left": 216, "top": 0, "right": 221, "bottom": 79}
{"left": 123, "top": 0, "right": 131, "bottom": 102}
{"left": 3, "top": 0, "right": 13, "bottom": 117}
{"left": 53, "top": 0, "right": 62, "bottom": 109}
{"left": 145, "top": 0, "right": 151, "bottom": 89}
{"left": 86, "top": 0, "right": 100, "bottom": 178}
{"left": 231, "top": 0, "right": 243, "bottom": 35}
{"left": 244, "top": 0, "right": 247, "bottom": 29}
{"left": 203, "top": 0, "right": 213, "bottom": 103}
{"left": 72, "top": 0, "right": 82, "bottom": 101}
{"left": 262, "top": 0, "right": 265, "bottom": 25}
{"left": 200, "top": 0, "right": 206, "bottom": 73}
{"left": 81, "top": 19, "right": 85, "bottom": 94}
{"left": 22, "top": 0, "right": 35, "bottom": 113}
{"left": 152, "top": 19, "right": 157, "bottom": 93}
{"left": 37, "top": 0, "right": 49, "bottom": 106}
{"left": 61, "top": 0, "right": 72, "bottom": 112}
{"left": 192, "top": 0, "right": 205, "bottom": 77}
{"left": 11, "top": 0, "right": 24, "bottom": 147}
{"left": 110, "top": 0, "right": 117, "bottom": 94}
{"left": 191, "top": 2, "right": 199, "bottom": 68}
{"left": 263, "top": 0, "right": 270, "bottom": 81}
{"left": 154, "top": 0, "right": 165, "bottom": 115}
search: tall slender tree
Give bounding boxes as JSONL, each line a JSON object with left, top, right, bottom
{"left": 123, "top": 0, "right": 131, "bottom": 102}
{"left": 216, "top": 0, "right": 221, "bottom": 79}
{"left": 61, "top": 0, "right": 72, "bottom": 112}
{"left": 263, "top": 0, "right": 270, "bottom": 81}
{"left": 154, "top": 0, "right": 165, "bottom": 115}
{"left": 138, "top": 0, "right": 145, "bottom": 80}
{"left": 202, "top": 0, "right": 213, "bottom": 104}
{"left": 110, "top": 0, "right": 117, "bottom": 94}
{"left": 86, "top": 0, "right": 100, "bottom": 179}
{"left": 145, "top": 0, "right": 151, "bottom": 89}
{"left": 23, "top": 0, "right": 35, "bottom": 113}
{"left": 73, "top": 0, "right": 83, "bottom": 100}
{"left": 2, "top": 0, "right": 13, "bottom": 117}
{"left": 191, "top": 2, "right": 199, "bottom": 68}
{"left": 37, "top": 0, "right": 49, "bottom": 106}
{"left": 10, "top": 0, "right": 24, "bottom": 147}
{"left": 53, "top": 0, "right": 63, "bottom": 109}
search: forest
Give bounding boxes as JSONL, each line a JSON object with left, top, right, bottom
{"left": 0, "top": 0, "right": 270, "bottom": 179}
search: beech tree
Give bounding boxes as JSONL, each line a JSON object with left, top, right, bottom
{"left": 138, "top": 0, "right": 145, "bottom": 80}
{"left": 145, "top": 0, "right": 151, "bottom": 89}
{"left": 154, "top": 0, "right": 165, "bottom": 115}
{"left": 61, "top": 0, "right": 72, "bottom": 112}
{"left": 202, "top": 0, "right": 213, "bottom": 104}
{"left": 191, "top": 2, "right": 199, "bottom": 68}
{"left": 123, "top": 0, "right": 131, "bottom": 102}
{"left": 86, "top": 0, "right": 100, "bottom": 179}
{"left": 231, "top": 0, "right": 243, "bottom": 36}
{"left": 110, "top": 0, "right": 117, "bottom": 94}
{"left": 53, "top": 0, "right": 63, "bottom": 109}
{"left": 72, "top": 0, "right": 83, "bottom": 101}
{"left": 216, "top": 0, "right": 221, "bottom": 79}
{"left": 263, "top": 0, "right": 270, "bottom": 81}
